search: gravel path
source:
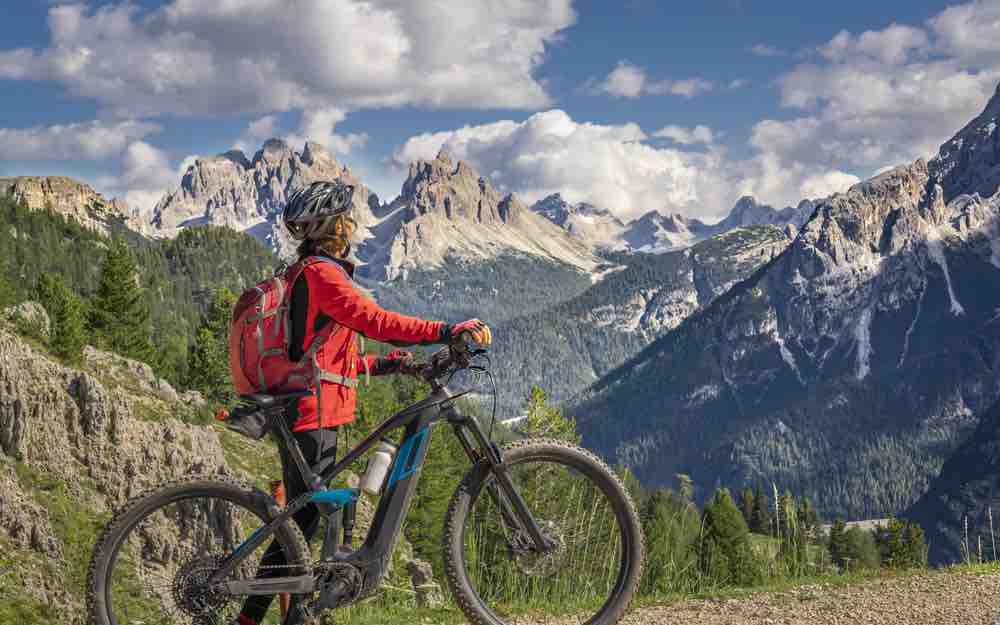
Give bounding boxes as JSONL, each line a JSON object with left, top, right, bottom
{"left": 615, "top": 569, "right": 1000, "bottom": 625}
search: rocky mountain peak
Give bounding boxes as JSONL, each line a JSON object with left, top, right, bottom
{"left": 930, "top": 81, "right": 1000, "bottom": 203}
{"left": 397, "top": 151, "right": 509, "bottom": 225}
{"left": 254, "top": 137, "right": 293, "bottom": 163}
{"left": 147, "top": 139, "right": 375, "bottom": 258}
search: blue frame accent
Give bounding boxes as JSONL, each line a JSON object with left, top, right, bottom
{"left": 385, "top": 427, "right": 428, "bottom": 489}
{"left": 310, "top": 488, "right": 358, "bottom": 508}
{"left": 233, "top": 525, "right": 267, "bottom": 558}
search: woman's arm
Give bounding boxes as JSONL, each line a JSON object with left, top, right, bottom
{"left": 306, "top": 263, "right": 445, "bottom": 345}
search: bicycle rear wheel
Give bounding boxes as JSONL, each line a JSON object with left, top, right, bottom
{"left": 443, "top": 439, "right": 644, "bottom": 625}
{"left": 88, "top": 477, "right": 310, "bottom": 625}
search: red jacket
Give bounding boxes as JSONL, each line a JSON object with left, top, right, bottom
{"left": 290, "top": 256, "right": 444, "bottom": 431}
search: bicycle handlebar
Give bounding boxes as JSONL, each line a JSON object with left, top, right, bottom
{"left": 402, "top": 331, "right": 478, "bottom": 383}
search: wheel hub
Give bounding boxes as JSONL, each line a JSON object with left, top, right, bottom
{"left": 513, "top": 519, "right": 567, "bottom": 577}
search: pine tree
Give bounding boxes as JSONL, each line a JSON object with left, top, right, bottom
{"left": 828, "top": 519, "right": 848, "bottom": 569}
{"left": 751, "top": 487, "right": 771, "bottom": 535}
{"left": 522, "top": 386, "right": 579, "bottom": 443}
{"left": 186, "top": 287, "right": 236, "bottom": 404}
{"left": 740, "top": 487, "right": 755, "bottom": 529}
{"left": 37, "top": 273, "right": 86, "bottom": 363}
{"left": 843, "top": 526, "right": 880, "bottom": 570}
{"left": 697, "top": 488, "right": 761, "bottom": 587}
{"left": 90, "top": 237, "right": 154, "bottom": 363}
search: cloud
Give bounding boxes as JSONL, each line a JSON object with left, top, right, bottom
{"left": 750, "top": 44, "right": 787, "bottom": 57}
{"left": 392, "top": 110, "right": 747, "bottom": 221}
{"left": 115, "top": 141, "right": 178, "bottom": 213}
{"left": 799, "top": 170, "right": 861, "bottom": 199}
{"left": 0, "top": 120, "right": 159, "bottom": 160}
{"left": 930, "top": 0, "right": 1000, "bottom": 64}
{"left": 747, "top": 1, "right": 1000, "bottom": 206}
{"left": 0, "top": 1, "right": 575, "bottom": 117}
{"left": 728, "top": 78, "right": 750, "bottom": 89}
{"left": 593, "top": 61, "right": 713, "bottom": 98}
{"left": 285, "top": 108, "right": 368, "bottom": 156}
{"left": 653, "top": 125, "right": 715, "bottom": 145}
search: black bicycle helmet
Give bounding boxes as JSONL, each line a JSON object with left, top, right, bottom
{"left": 282, "top": 181, "right": 355, "bottom": 241}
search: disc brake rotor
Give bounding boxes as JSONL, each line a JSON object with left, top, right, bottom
{"left": 513, "top": 519, "right": 567, "bottom": 577}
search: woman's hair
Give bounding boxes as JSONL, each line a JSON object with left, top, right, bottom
{"left": 296, "top": 214, "right": 355, "bottom": 260}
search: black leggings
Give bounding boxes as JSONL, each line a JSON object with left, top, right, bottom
{"left": 240, "top": 426, "right": 338, "bottom": 622}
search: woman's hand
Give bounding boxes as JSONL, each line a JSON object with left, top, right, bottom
{"left": 442, "top": 319, "right": 492, "bottom": 345}
{"left": 372, "top": 349, "right": 415, "bottom": 375}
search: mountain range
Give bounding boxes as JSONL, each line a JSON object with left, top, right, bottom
{"left": 9, "top": 85, "right": 1000, "bottom": 558}
{"left": 572, "top": 83, "right": 1000, "bottom": 522}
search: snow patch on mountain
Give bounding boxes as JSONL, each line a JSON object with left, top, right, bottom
{"left": 855, "top": 306, "right": 874, "bottom": 381}
{"left": 774, "top": 331, "right": 805, "bottom": 386}
{"left": 925, "top": 228, "right": 966, "bottom": 316}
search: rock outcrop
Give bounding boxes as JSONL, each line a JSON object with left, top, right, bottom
{"left": 0, "top": 176, "right": 130, "bottom": 236}
{"left": 0, "top": 323, "right": 441, "bottom": 621}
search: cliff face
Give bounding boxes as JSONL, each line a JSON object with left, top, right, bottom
{"left": 0, "top": 176, "right": 131, "bottom": 236}
{"left": 0, "top": 325, "right": 227, "bottom": 622}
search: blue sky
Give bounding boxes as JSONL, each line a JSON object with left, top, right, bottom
{"left": 1, "top": 0, "right": 998, "bottom": 221}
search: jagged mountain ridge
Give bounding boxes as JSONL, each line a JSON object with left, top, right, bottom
{"left": 355, "top": 152, "right": 600, "bottom": 281}
{"left": 531, "top": 192, "right": 816, "bottom": 253}
{"left": 148, "top": 139, "right": 379, "bottom": 258}
{"left": 572, "top": 82, "right": 1000, "bottom": 522}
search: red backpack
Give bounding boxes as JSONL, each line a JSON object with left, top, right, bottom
{"left": 228, "top": 256, "right": 350, "bottom": 400}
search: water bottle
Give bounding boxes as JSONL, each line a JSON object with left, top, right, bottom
{"left": 360, "top": 440, "right": 396, "bottom": 495}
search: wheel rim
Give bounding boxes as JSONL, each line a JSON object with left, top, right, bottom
{"left": 460, "top": 451, "right": 630, "bottom": 624}
{"left": 101, "top": 491, "right": 302, "bottom": 625}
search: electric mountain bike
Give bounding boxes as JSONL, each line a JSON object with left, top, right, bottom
{"left": 87, "top": 333, "right": 644, "bottom": 625}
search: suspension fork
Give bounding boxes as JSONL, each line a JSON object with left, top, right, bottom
{"left": 450, "top": 413, "right": 555, "bottom": 553}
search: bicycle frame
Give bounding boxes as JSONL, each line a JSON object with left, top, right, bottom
{"left": 210, "top": 382, "right": 552, "bottom": 599}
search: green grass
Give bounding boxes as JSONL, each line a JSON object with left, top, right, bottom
{"left": 0, "top": 535, "right": 63, "bottom": 625}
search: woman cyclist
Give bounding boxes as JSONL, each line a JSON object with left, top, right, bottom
{"left": 236, "top": 181, "right": 491, "bottom": 625}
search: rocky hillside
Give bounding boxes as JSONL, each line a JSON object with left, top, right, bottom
{"left": 0, "top": 176, "right": 132, "bottom": 236}
{"left": 905, "top": 396, "right": 1000, "bottom": 565}
{"left": 147, "top": 139, "right": 379, "bottom": 258}
{"left": 0, "top": 325, "right": 436, "bottom": 623}
{"left": 573, "top": 83, "right": 1000, "bottom": 521}
{"left": 492, "top": 225, "right": 790, "bottom": 415}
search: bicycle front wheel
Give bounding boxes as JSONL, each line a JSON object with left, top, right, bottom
{"left": 443, "top": 439, "right": 644, "bottom": 625}
{"left": 87, "top": 477, "right": 310, "bottom": 625}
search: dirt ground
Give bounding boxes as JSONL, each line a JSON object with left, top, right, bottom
{"left": 613, "top": 568, "right": 1000, "bottom": 625}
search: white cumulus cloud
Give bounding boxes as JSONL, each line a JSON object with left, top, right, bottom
{"left": 392, "top": 110, "right": 744, "bottom": 221}
{"left": 0, "top": 120, "right": 159, "bottom": 160}
{"left": 749, "top": 1, "right": 1000, "bottom": 205}
{"left": 593, "top": 61, "right": 713, "bottom": 99}
{"left": 0, "top": 1, "right": 575, "bottom": 117}
{"left": 653, "top": 125, "right": 715, "bottom": 146}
